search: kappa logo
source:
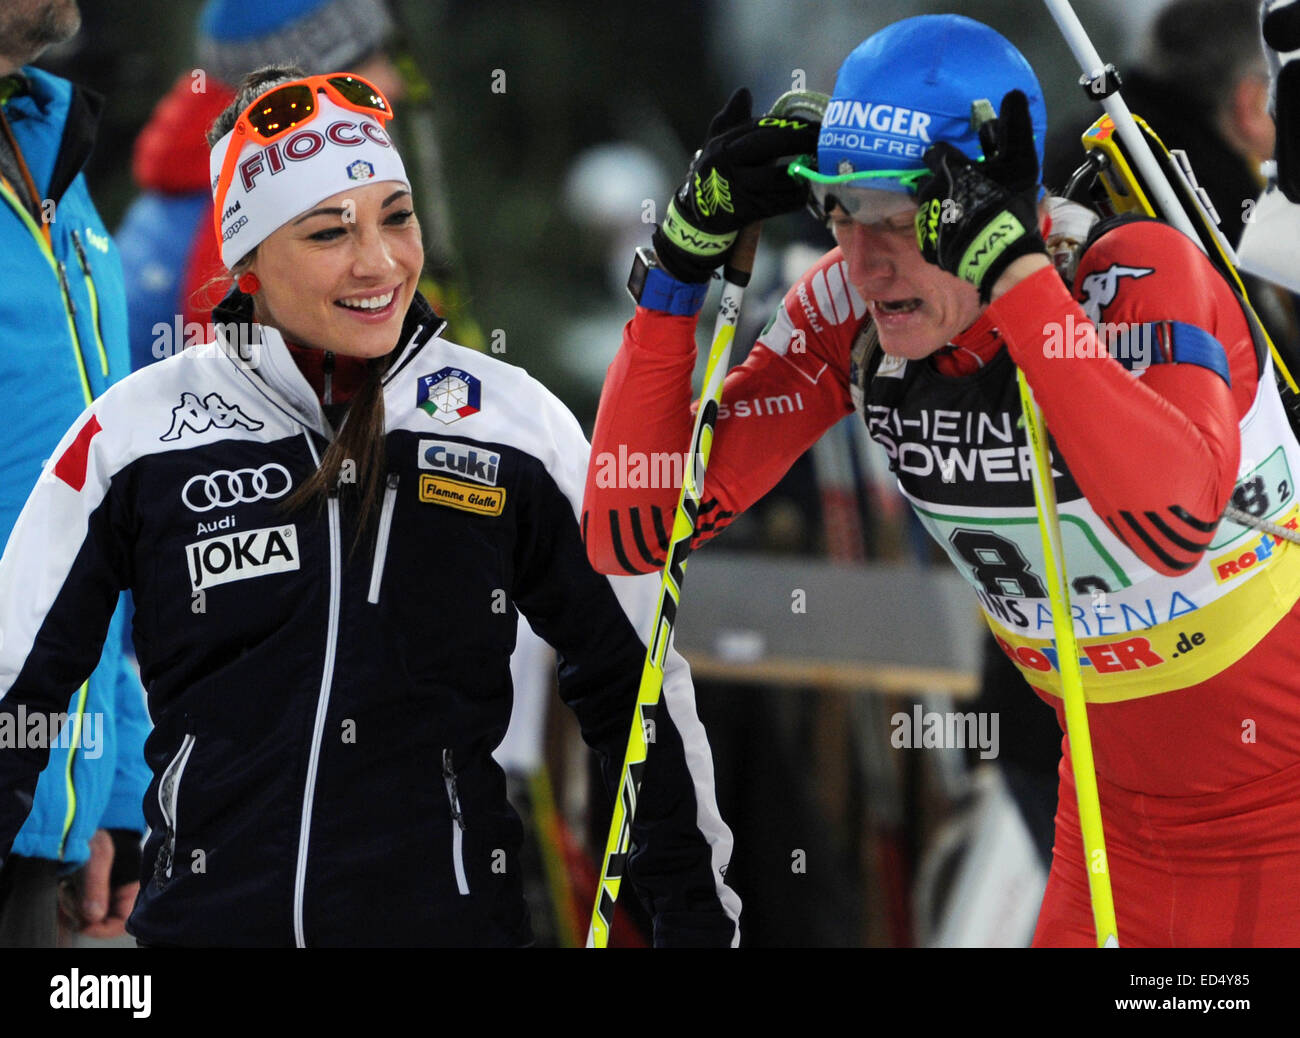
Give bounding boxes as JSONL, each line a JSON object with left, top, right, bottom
{"left": 161, "top": 392, "right": 263, "bottom": 442}
{"left": 1078, "top": 264, "right": 1155, "bottom": 323}
{"left": 222, "top": 215, "right": 248, "bottom": 241}
{"left": 416, "top": 367, "right": 481, "bottom": 425}
{"left": 186, "top": 524, "right": 299, "bottom": 590}
{"left": 419, "top": 438, "right": 500, "bottom": 485}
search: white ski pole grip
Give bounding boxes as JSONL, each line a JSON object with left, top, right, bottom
{"left": 1043, "top": 0, "right": 1204, "bottom": 249}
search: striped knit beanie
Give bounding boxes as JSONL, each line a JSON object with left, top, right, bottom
{"left": 197, "top": 0, "right": 394, "bottom": 87}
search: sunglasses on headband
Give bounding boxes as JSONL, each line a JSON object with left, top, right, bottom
{"left": 212, "top": 73, "right": 395, "bottom": 252}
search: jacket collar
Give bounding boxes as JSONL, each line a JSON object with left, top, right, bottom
{"left": 9, "top": 65, "right": 102, "bottom": 203}
{"left": 209, "top": 289, "right": 447, "bottom": 435}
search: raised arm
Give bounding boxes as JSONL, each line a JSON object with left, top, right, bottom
{"left": 583, "top": 88, "right": 841, "bottom": 574}
{"left": 584, "top": 248, "right": 862, "bottom": 574}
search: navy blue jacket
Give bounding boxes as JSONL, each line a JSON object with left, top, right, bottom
{"left": 0, "top": 292, "right": 740, "bottom": 946}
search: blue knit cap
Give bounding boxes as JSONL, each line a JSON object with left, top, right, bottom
{"left": 815, "top": 15, "right": 1047, "bottom": 195}
{"left": 198, "top": 0, "right": 394, "bottom": 87}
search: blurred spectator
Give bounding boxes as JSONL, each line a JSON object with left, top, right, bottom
{"left": 1046, "top": 0, "right": 1295, "bottom": 343}
{"left": 0, "top": 0, "right": 149, "bottom": 946}
{"left": 1047, "top": 0, "right": 1274, "bottom": 231}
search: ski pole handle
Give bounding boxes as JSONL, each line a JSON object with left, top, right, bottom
{"left": 723, "top": 223, "right": 762, "bottom": 287}
{"left": 1042, "top": 0, "right": 1202, "bottom": 248}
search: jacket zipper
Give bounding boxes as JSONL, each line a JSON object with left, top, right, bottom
{"left": 70, "top": 229, "right": 111, "bottom": 377}
{"left": 0, "top": 179, "right": 96, "bottom": 405}
{"left": 367, "top": 474, "right": 400, "bottom": 604}
{"left": 293, "top": 432, "right": 343, "bottom": 947}
{"left": 442, "top": 749, "right": 469, "bottom": 896}
{"left": 154, "top": 732, "right": 197, "bottom": 884}
{"left": 56, "top": 680, "right": 91, "bottom": 859}
{"left": 1, "top": 185, "right": 96, "bottom": 858}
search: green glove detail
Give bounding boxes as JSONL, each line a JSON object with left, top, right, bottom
{"left": 653, "top": 87, "right": 820, "bottom": 283}
{"left": 913, "top": 89, "right": 1046, "bottom": 302}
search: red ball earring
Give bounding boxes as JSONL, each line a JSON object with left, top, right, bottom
{"left": 237, "top": 272, "right": 260, "bottom": 294}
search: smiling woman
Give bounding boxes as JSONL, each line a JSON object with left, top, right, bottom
{"left": 252, "top": 183, "right": 422, "bottom": 358}
{"left": 204, "top": 66, "right": 418, "bottom": 529}
{"left": 0, "top": 64, "right": 742, "bottom": 947}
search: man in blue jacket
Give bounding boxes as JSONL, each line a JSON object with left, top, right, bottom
{"left": 0, "top": 0, "right": 150, "bottom": 945}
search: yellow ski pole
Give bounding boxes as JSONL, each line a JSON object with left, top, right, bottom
{"left": 1017, "top": 371, "right": 1119, "bottom": 947}
{"left": 586, "top": 88, "right": 825, "bottom": 949}
{"left": 586, "top": 224, "right": 759, "bottom": 949}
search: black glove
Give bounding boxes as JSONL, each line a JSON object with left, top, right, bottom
{"left": 913, "top": 89, "right": 1046, "bottom": 302}
{"left": 653, "top": 88, "right": 819, "bottom": 283}
{"left": 1264, "top": 1, "right": 1300, "bottom": 203}
{"left": 107, "top": 828, "right": 142, "bottom": 888}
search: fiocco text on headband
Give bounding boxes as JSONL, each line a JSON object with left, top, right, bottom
{"left": 237, "top": 119, "right": 392, "bottom": 194}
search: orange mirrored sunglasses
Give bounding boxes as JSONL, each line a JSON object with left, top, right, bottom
{"left": 212, "top": 74, "right": 395, "bottom": 252}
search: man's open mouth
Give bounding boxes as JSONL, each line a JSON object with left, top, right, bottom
{"left": 874, "top": 298, "right": 922, "bottom": 315}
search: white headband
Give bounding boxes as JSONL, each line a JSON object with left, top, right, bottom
{"left": 209, "top": 90, "right": 411, "bottom": 268}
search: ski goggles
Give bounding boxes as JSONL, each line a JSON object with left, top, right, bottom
{"left": 788, "top": 160, "right": 928, "bottom": 226}
{"left": 212, "top": 73, "right": 395, "bottom": 250}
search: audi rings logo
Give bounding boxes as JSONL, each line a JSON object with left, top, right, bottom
{"left": 181, "top": 464, "right": 293, "bottom": 512}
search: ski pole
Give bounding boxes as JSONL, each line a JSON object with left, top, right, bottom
{"left": 587, "top": 90, "right": 826, "bottom": 948}
{"left": 1042, "top": 0, "right": 1201, "bottom": 247}
{"left": 1017, "top": 371, "right": 1119, "bottom": 948}
{"left": 586, "top": 224, "right": 755, "bottom": 950}
{"left": 972, "top": 50, "right": 1121, "bottom": 943}
{"left": 1048, "top": 0, "right": 1300, "bottom": 403}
